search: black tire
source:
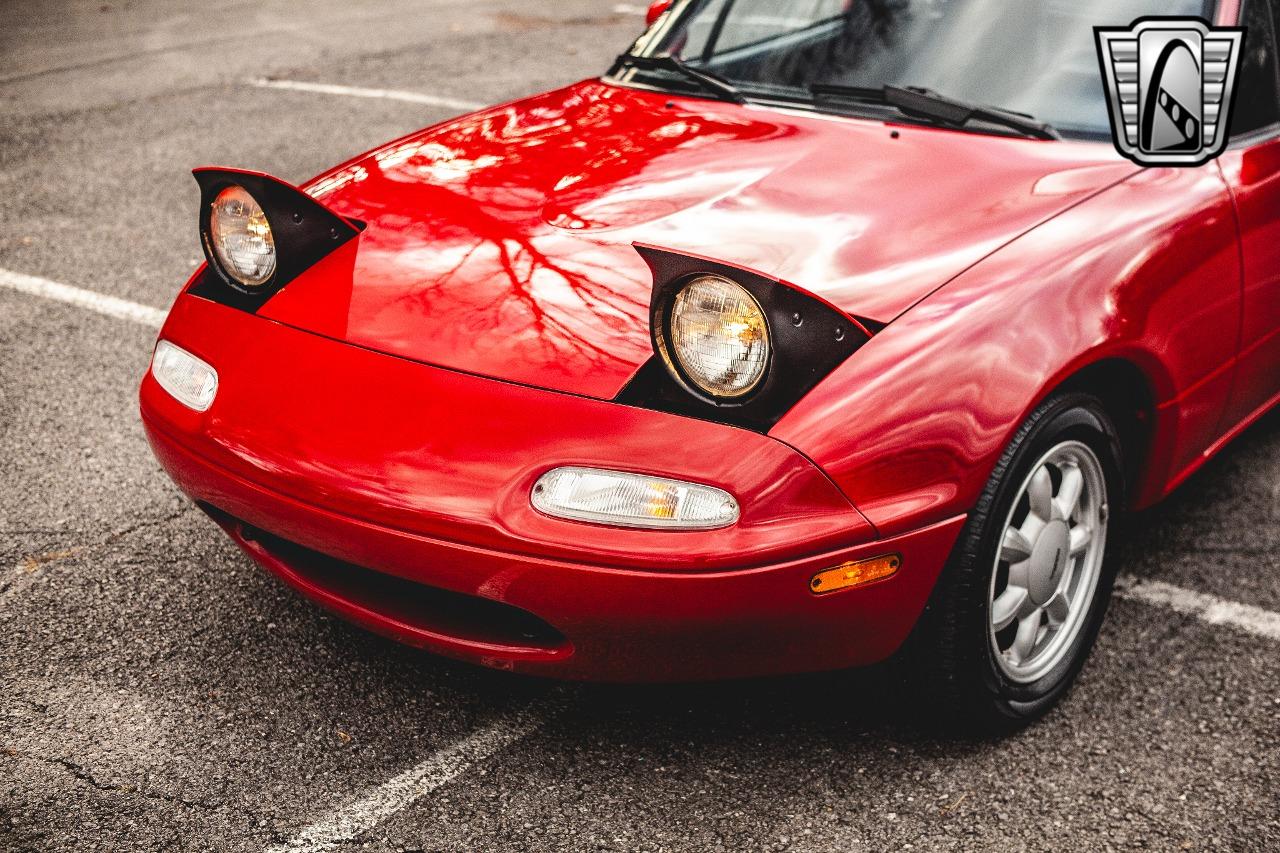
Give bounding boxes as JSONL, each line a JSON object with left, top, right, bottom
{"left": 901, "top": 391, "right": 1126, "bottom": 734}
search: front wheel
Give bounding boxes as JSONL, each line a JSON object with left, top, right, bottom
{"left": 903, "top": 392, "right": 1124, "bottom": 732}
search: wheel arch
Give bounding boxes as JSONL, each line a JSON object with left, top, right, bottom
{"left": 1030, "top": 355, "right": 1164, "bottom": 512}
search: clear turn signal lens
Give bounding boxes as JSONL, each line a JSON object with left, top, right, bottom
{"left": 151, "top": 341, "right": 218, "bottom": 412}
{"left": 531, "top": 467, "right": 739, "bottom": 530}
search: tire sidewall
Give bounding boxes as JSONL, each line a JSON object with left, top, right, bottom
{"left": 968, "top": 394, "right": 1125, "bottom": 720}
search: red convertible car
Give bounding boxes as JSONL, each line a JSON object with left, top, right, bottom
{"left": 141, "top": 0, "right": 1280, "bottom": 729}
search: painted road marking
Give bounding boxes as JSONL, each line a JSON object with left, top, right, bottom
{"left": 248, "top": 78, "right": 484, "bottom": 111}
{"left": 0, "top": 268, "right": 165, "bottom": 329}
{"left": 267, "top": 712, "right": 542, "bottom": 853}
{"left": 1117, "top": 575, "right": 1280, "bottom": 641}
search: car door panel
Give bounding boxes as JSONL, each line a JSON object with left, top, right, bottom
{"left": 1219, "top": 138, "right": 1280, "bottom": 430}
{"left": 1218, "top": 0, "right": 1280, "bottom": 429}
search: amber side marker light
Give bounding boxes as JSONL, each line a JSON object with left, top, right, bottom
{"left": 810, "top": 555, "right": 901, "bottom": 595}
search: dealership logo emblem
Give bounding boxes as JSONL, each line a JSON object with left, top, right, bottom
{"left": 1096, "top": 18, "right": 1245, "bottom": 167}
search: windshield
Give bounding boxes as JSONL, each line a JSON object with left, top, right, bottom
{"left": 618, "top": 0, "right": 1217, "bottom": 137}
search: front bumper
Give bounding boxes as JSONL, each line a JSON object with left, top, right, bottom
{"left": 141, "top": 294, "right": 965, "bottom": 681}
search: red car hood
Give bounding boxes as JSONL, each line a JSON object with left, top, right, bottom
{"left": 257, "top": 80, "right": 1135, "bottom": 400}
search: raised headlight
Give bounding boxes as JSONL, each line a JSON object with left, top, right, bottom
{"left": 663, "top": 274, "right": 770, "bottom": 399}
{"left": 207, "top": 185, "right": 276, "bottom": 288}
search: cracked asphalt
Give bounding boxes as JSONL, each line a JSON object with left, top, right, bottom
{"left": 1, "top": 2, "right": 1278, "bottom": 851}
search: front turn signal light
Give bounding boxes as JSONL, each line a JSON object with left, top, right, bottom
{"left": 810, "top": 554, "right": 901, "bottom": 595}
{"left": 151, "top": 340, "right": 218, "bottom": 412}
{"left": 531, "top": 467, "right": 739, "bottom": 530}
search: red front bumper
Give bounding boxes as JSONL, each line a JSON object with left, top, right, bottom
{"left": 140, "top": 294, "right": 965, "bottom": 681}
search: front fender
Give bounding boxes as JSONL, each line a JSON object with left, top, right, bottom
{"left": 771, "top": 164, "right": 1241, "bottom": 536}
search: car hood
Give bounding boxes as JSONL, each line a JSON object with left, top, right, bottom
{"left": 257, "top": 80, "right": 1135, "bottom": 400}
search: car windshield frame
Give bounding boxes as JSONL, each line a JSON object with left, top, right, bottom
{"left": 608, "top": 0, "right": 1221, "bottom": 141}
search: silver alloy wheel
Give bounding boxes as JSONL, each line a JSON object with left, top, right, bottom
{"left": 988, "top": 440, "right": 1109, "bottom": 684}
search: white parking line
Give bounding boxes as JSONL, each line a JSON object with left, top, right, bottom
{"left": 1117, "top": 575, "right": 1280, "bottom": 641}
{"left": 612, "top": 2, "right": 650, "bottom": 13}
{"left": 267, "top": 712, "right": 542, "bottom": 853}
{"left": 0, "top": 268, "right": 165, "bottom": 329}
{"left": 248, "top": 78, "right": 484, "bottom": 111}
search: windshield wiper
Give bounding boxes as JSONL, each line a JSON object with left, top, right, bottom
{"left": 809, "top": 83, "right": 1059, "bottom": 140}
{"left": 612, "top": 54, "right": 747, "bottom": 105}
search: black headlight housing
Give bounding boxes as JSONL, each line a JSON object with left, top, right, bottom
{"left": 190, "top": 167, "right": 363, "bottom": 313}
{"left": 616, "top": 244, "right": 872, "bottom": 432}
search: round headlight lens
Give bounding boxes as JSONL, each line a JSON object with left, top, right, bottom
{"left": 209, "top": 186, "right": 276, "bottom": 288}
{"left": 668, "top": 275, "right": 770, "bottom": 398}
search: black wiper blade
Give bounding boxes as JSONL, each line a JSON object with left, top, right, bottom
{"left": 885, "top": 86, "right": 1059, "bottom": 140}
{"left": 809, "top": 83, "right": 1059, "bottom": 141}
{"left": 809, "top": 82, "right": 887, "bottom": 103}
{"left": 613, "top": 53, "right": 747, "bottom": 104}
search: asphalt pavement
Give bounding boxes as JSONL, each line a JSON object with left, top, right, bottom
{"left": 1, "top": 2, "right": 1277, "bottom": 851}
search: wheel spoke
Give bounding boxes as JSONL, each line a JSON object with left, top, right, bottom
{"left": 1019, "top": 512, "right": 1047, "bottom": 543}
{"left": 1001, "top": 527, "right": 1034, "bottom": 563}
{"left": 1069, "top": 525, "right": 1092, "bottom": 556}
{"left": 1027, "top": 466, "right": 1054, "bottom": 522}
{"left": 1008, "top": 554, "right": 1033, "bottom": 591}
{"left": 1044, "top": 591, "right": 1071, "bottom": 625}
{"left": 1054, "top": 465, "right": 1084, "bottom": 522}
{"left": 1010, "top": 612, "right": 1042, "bottom": 662}
{"left": 992, "top": 586, "right": 1030, "bottom": 632}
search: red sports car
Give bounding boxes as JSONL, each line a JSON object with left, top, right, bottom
{"left": 141, "top": 0, "right": 1280, "bottom": 729}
